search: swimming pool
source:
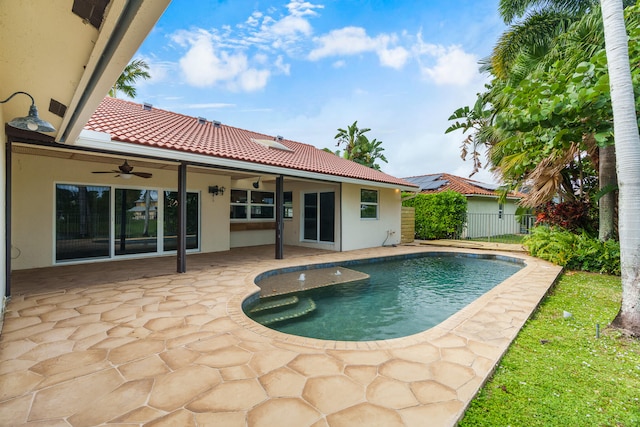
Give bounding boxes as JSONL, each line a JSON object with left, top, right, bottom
{"left": 243, "top": 253, "right": 523, "bottom": 341}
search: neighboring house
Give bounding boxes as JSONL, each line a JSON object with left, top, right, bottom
{"left": 402, "top": 173, "right": 529, "bottom": 239}
{"left": 1, "top": 2, "right": 171, "bottom": 306}
{"left": 10, "top": 97, "right": 418, "bottom": 277}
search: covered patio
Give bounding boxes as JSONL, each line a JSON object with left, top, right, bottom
{"left": 0, "top": 244, "right": 562, "bottom": 426}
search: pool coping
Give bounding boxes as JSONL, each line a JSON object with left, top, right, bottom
{"left": 228, "top": 247, "right": 558, "bottom": 351}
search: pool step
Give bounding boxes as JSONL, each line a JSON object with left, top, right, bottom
{"left": 252, "top": 297, "right": 316, "bottom": 326}
{"left": 249, "top": 295, "right": 299, "bottom": 313}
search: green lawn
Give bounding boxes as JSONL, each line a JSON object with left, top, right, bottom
{"left": 467, "top": 234, "right": 526, "bottom": 244}
{"left": 459, "top": 271, "right": 640, "bottom": 427}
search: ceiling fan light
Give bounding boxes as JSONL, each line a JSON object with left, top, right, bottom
{"left": 120, "top": 174, "right": 132, "bottom": 180}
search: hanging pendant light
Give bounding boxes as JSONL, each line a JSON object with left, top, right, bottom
{"left": 0, "top": 91, "right": 56, "bottom": 132}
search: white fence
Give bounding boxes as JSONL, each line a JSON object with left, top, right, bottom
{"left": 455, "top": 213, "right": 535, "bottom": 242}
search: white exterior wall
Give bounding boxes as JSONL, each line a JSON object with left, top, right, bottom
{"left": 11, "top": 153, "right": 230, "bottom": 270}
{"left": 341, "top": 183, "right": 402, "bottom": 251}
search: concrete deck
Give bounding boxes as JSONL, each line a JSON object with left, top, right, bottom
{"left": 0, "top": 244, "right": 562, "bottom": 426}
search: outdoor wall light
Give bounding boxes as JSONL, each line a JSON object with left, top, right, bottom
{"left": 0, "top": 91, "right": 56, "bottom": 132}
{"left": 208, "top": 185, "right": 225, "bottom": 197}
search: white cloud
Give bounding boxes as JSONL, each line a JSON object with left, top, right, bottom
{"left": 237, "top": 68, "right": 271, "bottom": 92}
{"left": 286, "top": 0, "right": 324, "bottom": 17}
{"left": 421, "top": 46, "right": 479, "bottom": 86}
{"left": 245, "top": 11, "right": 262, "bottom": 27}
{"left": 269, "top": 15, "right": 313, "bottom": 37}
{"left": 414, "top": 31, "right": 480, "bottom": 86}
{"left": 177, "top": 32, "right": 270, "bottom": 91}
{"left": 274, "top": 55, "right": 291, "bottom": 75}
{"left": 308, "top": 26, "right": 409, "bottom": 69}
{"left": 378, "top": 46, "right": 410, "bottom": 69}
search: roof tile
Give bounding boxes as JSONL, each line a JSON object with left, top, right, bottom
{"left": 84, "top": 98, "right": 416, "bottom": 188}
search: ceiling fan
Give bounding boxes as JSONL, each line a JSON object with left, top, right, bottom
{"left": 92, "top": 160, "right": 152, "bottom": 179}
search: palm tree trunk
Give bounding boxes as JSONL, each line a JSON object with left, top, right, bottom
{"left": 601, "top": 0, "right": 640, "bottom": 334}
{"left": 598, "top": 144, "right": 617, "bottom": 241}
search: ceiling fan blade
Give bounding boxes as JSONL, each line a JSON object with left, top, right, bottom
{"left": 92, "top": 170, "right": 120, "bottom": 174}
{"left": 132, "top": 172, "right": 153, "bottom": 179}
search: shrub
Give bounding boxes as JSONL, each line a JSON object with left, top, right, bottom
{"left": 523, "top": 226, "right": 620, "bottom": 275}
{"left": 402, "top": 191, "right": 467, "bottom": 240}
{"left": 534, "top": 200, "right": 596, "bottom": 234}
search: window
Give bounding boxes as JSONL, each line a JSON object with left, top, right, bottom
{"left": 284, "top": 191, "right": 293, "bottom": 219}
{"left": 230, "top": 189, "right": 275, "bottom": 220}
{"left": 498, "top": 203, "right": 504, "bottom": 219}
{"left": 360, "top": 189, "right": 378, "bottom": 219}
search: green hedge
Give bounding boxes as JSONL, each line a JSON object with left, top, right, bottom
{"left": 402, "top": 191, "right": 467, "bottom": 240}
{"left": 523, "top": 226, "right": 620, "bottom": 275}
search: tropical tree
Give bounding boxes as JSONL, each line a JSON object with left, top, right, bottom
{"left": 329, "top": 121, "right": 388, "bottom": 170}
{"left": 109, "top": 59, "right": 151, "bottom": 99}
{"left": 334, "top": 121, "right": 371, "bottom": 160}
{"left": 354, "top": 136, "right": 388, "bottom": 170}
{"left": 601, "top": 0, "right": 640, "bottom": 334}
{"left": 448, "top": 0, "right": 639, "bottom": 240}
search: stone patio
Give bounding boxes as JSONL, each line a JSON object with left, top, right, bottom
{"left": 0, "top": 244, "right": 562, "bottom": 426}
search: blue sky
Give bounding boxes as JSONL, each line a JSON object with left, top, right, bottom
{"left": 132, "top": 0, "right": 505, "bottom": 183}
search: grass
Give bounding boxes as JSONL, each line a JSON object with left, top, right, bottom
{"left": 467, "top": 234, "right": 526, "bottom": 244}
{"left": 459, "top": 271, "right": 640, "bottom": 427}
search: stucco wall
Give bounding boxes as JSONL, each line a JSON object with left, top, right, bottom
{"left": 341, "top": 183, "right": 402, "bottom": 251}
{"left": 11, "top": 153, "right": 230, "bottom": 269}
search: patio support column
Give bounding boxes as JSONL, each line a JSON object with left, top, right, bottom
{"left": 177, "top": 162, "right": 187, "bottom": 273}
{"left": 275, "top": 175, "right": 284, "bottom": 259}
{"left": 4, "top": 138, "right": 11, "bottom": 297}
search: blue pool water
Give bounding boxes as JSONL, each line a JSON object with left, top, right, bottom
{"left": 244, "top": 254, "right": 523, "bottom": 341}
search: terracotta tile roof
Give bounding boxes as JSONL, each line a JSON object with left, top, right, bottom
{"left": 84, "top": 97, "right": 417, "bottom": 188}
{"left": 403, "top": 173, "right": 523, "bottom": 198}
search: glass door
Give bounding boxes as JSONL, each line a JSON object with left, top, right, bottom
{"left": 303, "top": 191, "right": 335, "bottom": 242}
{"left": 115, "top": 188, "right": 158, "bottom": 255}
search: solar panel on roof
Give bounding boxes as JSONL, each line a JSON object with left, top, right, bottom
{"left": 474, "top": 182, "right": 499, "bottom": 191}
{"left": 402, "top": 175, "right": 447, "bottom": 191}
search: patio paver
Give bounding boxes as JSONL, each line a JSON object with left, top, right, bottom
{"left": 0, "top": 244, "right": 562, "bottom": 426}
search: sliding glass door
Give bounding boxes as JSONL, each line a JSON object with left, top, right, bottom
{"left": 115, "top": 188, "right": 158, "bottom": 255}
{"left": 56, "top": 185, "right": 110, "bottom": 261}
{"left": 303, "top": 191, "right": 335, "bottom": 242}
{"left": 56, "top": 184, "right": 199, "bottom": 262}
{"left": 163, "top": 191, "right": 199, "bottom": 251}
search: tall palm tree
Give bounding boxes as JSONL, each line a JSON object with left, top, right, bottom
{"left": 601, "top": 0, "right": 640, "bottom": 334}
{"left": 491, "top": 0, "right": 600, "bottom": 80}
{"left": 109, "top": 59, "right": 151, "bottom": 99}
